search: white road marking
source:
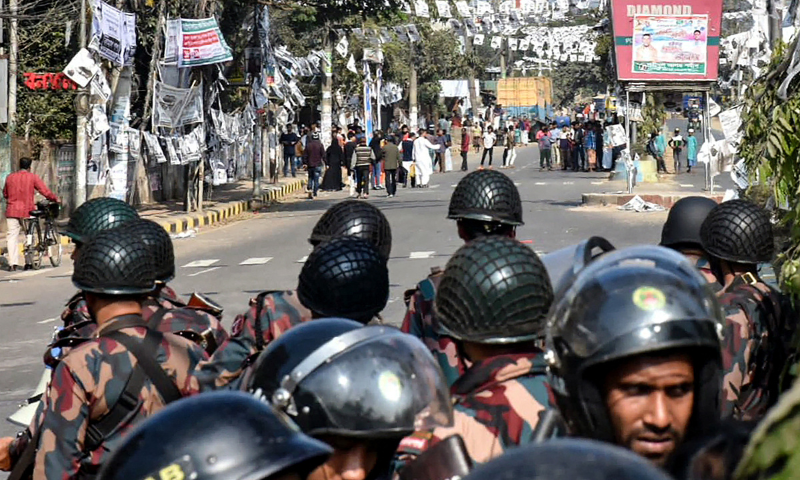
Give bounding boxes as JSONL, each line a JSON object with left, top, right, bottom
{"left": 451, "top": 184, "right": 459, "bottom": 187}
{"left": 9, "top": 269, "right": 49, "bottom": 280}
{"left": 409, "top": 251, "right": 436, "bottom": 259}
{"left": 563, "top": 181, "right": 575, "bottom": 185}
{"left": 182, "top": 259, "right": 219, "bottom": 268}
{"left": 680, "top": 184, "right": 694, "bottom": 188}
{"left": 297, "top": 256, "right": 309, "bottom": 263}
{"left": 239, "top": 257, "right": 273, "bottom": 266}
{"left": 37, "top": 318, "right": 57, "bottom": 324}
{"left": 535, "top": 182, "right": 547, "bottom": 186}
{"left": 591, "top": 181, "right": 604, "bottom": 185}
{"left": 514, "top": 182, "right": 522, "bottom": 186}
{"left": 430, "top": 185, "right": 440, "bottom": 189}
{"left": 188, "top": 267, "right": 221, "bottom": 277}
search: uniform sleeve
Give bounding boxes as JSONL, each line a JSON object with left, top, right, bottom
{"left": 33, "top": 363, "right": 89, "bottom": 480}
{"left": 401, "top": 290, "right": 424, "bottom": 337}
{"left": 720, "top": 299, "right": 760, "bottom": 420}
{"left": 195, "top": 322, "right": 257, "bottom": 391}
{"left": 34, "top": 175, "right": 58, "bottom": 202}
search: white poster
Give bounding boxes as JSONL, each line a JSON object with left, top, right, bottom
{"left": 491, "top": 36, "right": 503, "bottom": 49}
{"left": 519, "top": 38, "right": 530, "bottom": 51}
{"left": 177, "top": 17, "right": 234, "bottom": 67}
{"left": 91, "top": 0, "right": 136, "bottom": 66}
{"left": 90, "top": 73, "right": 112, "bottom": 103}
{"left": 108, "top": 159, "right": 128, "bottom": 200}
{"left": 607, "top": 124, "right": 628, "bottom": 147}
{"left": 474, "top": 34, "right": 485, "bottom": 45}
{"left": 143, "top": 132, "right": 167, "bottom": 164}
{"left": 108, "top": 124, "right": 129, "bottom": 154}
{"left": 165, "top": 136, "right": 181, "bottom": 165}
{"left": 153, "top": 81, "right": 204, "bottom": 128}
{"left": 335, "top": 35, "right": 349, "bottom": 58}
{"left": 455, "top": 1, "right": 471, "bottom": 17}
{"left": 88, "top": 104, "right": 110, "bottom": 140}
{"left": 476, "top": 1, "right": 493, "bottom": 15}
{"left": 415, "top": 0, "right": 430, "bottom": 17}
{"left": 719, "top": 107, "right": 744, "bottom": 142}
{"left": 129, "top": 129, "right": 141, "bottom": 159}
{"left": 163, "top": 19, "right": 181, "bottom": 64}
{"left": 436, "top": 1, "right": 453, "bottom": 17}
{"left": 86, "top": 158, "right": 105, "bottom": 185}
{"left": 63, "top": 48, "right": 99, "bottom": 88}
{"left": 508, "top": 38, "right": 519, "bottom": 51}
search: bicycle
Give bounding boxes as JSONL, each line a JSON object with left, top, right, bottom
{"left": 23, "top": 200, "right": 62, "bottom": 269}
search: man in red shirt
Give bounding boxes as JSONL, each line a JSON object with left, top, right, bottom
{"left": 3, "top": 158, "right": 58, "bottom": 271}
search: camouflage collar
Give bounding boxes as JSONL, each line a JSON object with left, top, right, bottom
{"left": 97, "top": 314, "right": 147, "bottom": 337}
{"left": 451, "top": 352, "right": 548, "bottom": 396}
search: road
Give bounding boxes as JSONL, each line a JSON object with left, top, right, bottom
{"left": 0, "top": 145, "right": 683, "bottom": 443}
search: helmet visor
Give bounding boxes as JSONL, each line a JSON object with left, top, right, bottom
{"left": 299, "top": 331, "right": 453, "bottom": 437}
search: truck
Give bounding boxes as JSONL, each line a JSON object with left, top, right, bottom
{"left": 494, "top": 77, "right": 554, "bottom": 123}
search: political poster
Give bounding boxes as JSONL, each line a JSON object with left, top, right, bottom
{"left": 91, "top": 0, "right": 136, "bottom": 66}
{"left": 178, "top": 18, "right": 234, "bottom": 67}
{"left": 632, "top": 15, "right": 708, "bottom": 75}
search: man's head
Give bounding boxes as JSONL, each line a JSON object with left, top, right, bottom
{"left": 546, "top": 246, "right": 724, "bottom": 468}
{"left": 448, "top": 170, "right": 523, "bottom": 241}
{"left": 287, "top": 125, "right": 294, "bottom": 133}
{"left": 643, "top": 34, "right": 652, "bottom": 46}
{"left": 19, "top": 158, "right": 33, "bottom": 170}
{"left": 694, "top": 30, "right": 701, "bottom": 40}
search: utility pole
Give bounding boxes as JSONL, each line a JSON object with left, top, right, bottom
{"left": 409, "top": 54, "right": 418, "bottom": 129}
{"left": 321, "top": 24, "right": 333, "bottom": 150}
{"left": 8, "top": 0, "right": 17, "bottom": 132}
{"left": 465, "top": 34, "right": 481, "bottom": 121}
{"left": 767, "top": 0, "right": 782, "bottom": 47}
{"left": 73, "top": 0, "right": 89, "bottom": 207}
{"left": 252, "top": 5, "right": 262, "bottom": 197}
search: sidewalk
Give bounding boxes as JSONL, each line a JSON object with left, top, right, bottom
{"left": 582, "top": 178, "right": 726, "bottom": 209}
{"left": 1, "top": 175, "right": 307, "bottom": 260}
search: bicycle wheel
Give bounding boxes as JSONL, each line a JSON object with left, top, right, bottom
{"left": 26, "top": 221, "right": 43, "bottom": 270}
{"left": 46, "top": 224, "right": 62, "bottom": 267}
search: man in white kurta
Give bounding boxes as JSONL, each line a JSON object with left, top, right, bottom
{"left": 413, "top": 131, "right": 440, "bottom": 187}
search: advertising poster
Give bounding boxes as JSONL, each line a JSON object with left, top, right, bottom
{"left": 610, "top": 0, "right": 723, "bottom": 81}
{"left": 632, "top": 15, "right": 708, "bottom": 75}
{"left": 178, "top": 18, "right": 234, "bottom": 68}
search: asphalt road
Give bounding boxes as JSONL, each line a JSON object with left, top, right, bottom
{"left": 0, "top": 145, "right": 686, "bottom": 443}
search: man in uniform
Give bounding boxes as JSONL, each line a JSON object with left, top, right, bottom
{"left": 660, "top": 196, "right": 719, "bottom": 286}
{"left": 197, "top": 235, "right": 390, "bottom": 390}
{"left": 395, "top": 236, "right": 554, "bottom": 466}
{"left": 402, "top": 169, "right": 523, "bottom": 386}
{"left": 700, "top": 199, "right": 791, "bottom": 420}
{"left": 545, "top": 246, "right": 725, "bottom": 469}
{"left": 97, "top": 392, "right": 333, "bottom": 480}
{"left": 1, "top": 228, "right": 207, "bottom": 479}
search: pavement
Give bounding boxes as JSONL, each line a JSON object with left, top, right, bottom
{"left": 0, "top": 144, "right": 709, "bottom": 451}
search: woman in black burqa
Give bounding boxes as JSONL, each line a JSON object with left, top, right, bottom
{"left": 321, "top": 134, "right": 343, "bottom": 191}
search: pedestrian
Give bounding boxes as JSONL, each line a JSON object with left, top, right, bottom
{"left": 400, "top": 131, "right": 416, "bottom": 187}
{"left": 436, "top": 128, "right": 447, "bottom": 173}
{"left": 572, "top": 122, "right": 587, "bottom": 171}
{"left": 472, "top": 122, "right": 482, "bottom": 154}
{"left": 686, "top": 129, "right": 698, "bottom": 173}
{"left": 550, "top": 122, "right": 562, "bottom": 167}
{"left": 648, "top": 132, "right": 668, "bottom": 173}
{"left": 369, "top": 130, "right": 384, "bottom": 190}
{"left": 460, "top": 126, "right": 470, "bottom": 171}
{"left": 353, "top": 137, "right": 374, "bottom": 198}
{"left": 505, "top": 126, "right": 517, "bottom": 168}
{"left": 656, "top": 129, "right": 667, "bottom": 170}
{"left": 412, "top": 129, "right": 439, "bottom": 187}
{"left": 303, "top": 132, "right": 325, "bottom": 199}
{"left": 321, "top": 134, "right": 343, "bottom": 191}
{"left": 547, "top": 246, "right": 726, "bottom": 468}
{"left": 2, "top": 157, "right": 59, "bottom": 271}
{"left": 480, "top": 126, "right": 496, "bottom": 169}
{"left": 381, "top": 136, "right": 400, "bottom": 198}
{"left": 538, "top": 126, "right": 553, "bottom": 171}
{"left": 343, "top": 133, "right": 357, "bottom": 186}
{"left": 585, "top": 123, "right": 597, "bottom": 171}
{"left": 669, "top": 128, "right": 685, "bottom": 173}
{"left": 396, "top": 236, "right": 554, "bottom": 465}
{"left": 279, "top": 125, "right": 299, "bottom": 178}
{"left": 560, "top": 126, "right": 573, "bottom": 171}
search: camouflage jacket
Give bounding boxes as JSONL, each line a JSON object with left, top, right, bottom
{"left": 401, "top": 271, "right": 468, "bottom": 387}
{"left": 719, "top": 275, "right": 788, "bottom": 421}
{"left": 395, "top": 353, "right": 553, "bottom": 468}
{"left": 33, "top": 315, "right": 207, "bottom": 480}
{"left": 195, "top": 290, "right": 312, "bottom": 391}
{"left": 683, "top": 251, "right": 722, "bottom": 292}
{"left": 142, "top": 288, "right": 229, "bottom": 355}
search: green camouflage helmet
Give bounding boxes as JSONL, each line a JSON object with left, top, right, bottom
{"left": 64, "top": 197, "right": 139, "bottom": 244}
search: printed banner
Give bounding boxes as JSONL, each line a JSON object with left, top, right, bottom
{"left": 91, "top": 0, "right": 136, "bottom": 66}
{"left": 153, "top": 81, "right": 204, "bottom": 128}
{"left": 178, "top": 17, "right": 234, "bottom": 67}
{"left": 632, "top": 15, "right": 708, "bottom": 75}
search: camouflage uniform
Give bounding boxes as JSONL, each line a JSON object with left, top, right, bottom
{"left": 401, "top": 270, "right": 467, "bottom": 386}
{"left": 682, "top": 251, "right": 721, "bottom": 291}
{"left": 142, "top": 287, "right": 229, "bottom": 354}
{"left": 719, "top": 276, "right": 787, "bottom": 421}
{"left": 196, "top": 290, "right": 311, "bottom": 390}
{"left": 33, "top": 315, "right": 206, "bottom": 479}
{"left": 395, "top": 353, "right": 553, "bottom": 467}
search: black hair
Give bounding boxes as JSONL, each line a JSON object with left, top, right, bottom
{"left": 19, "top": 158, "right": 33, "bottom": 170}
{"left": 643, "top": 33, "right": 651, "bottom": 38}
{"left": 694, "top": 29, "right": 701, "bottom": 34}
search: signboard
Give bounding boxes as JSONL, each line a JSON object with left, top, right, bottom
{"left": 610, "top": 0, "right": 723, "bottom": 81}
{"left": 177, "top": 18, "right": 234, "bottom": 68}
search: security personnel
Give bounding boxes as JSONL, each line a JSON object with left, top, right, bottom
{"left": 461, "top": 439, "right": 674, "bottom": 480}
{"left": 660, "top": 196, "right": 719, "bottom": 286}
{"left": 700, "top": 199, "right": 791, "bottom": 420}
{"left": 59, "top": 197, "right": 140, "bottom": 331}
{"left": 402, "top": 169, "right": 523, "bottom": 386}
{"left": 2, "top": 228, "right": 207, "bottom": 479}
{"left": 546, "top": 246, "right": 725, "bottom": 469}
{"left": 244, "top": 318, "right": 453, "bottom": 480}
{"left": 120, "top": 219, "right": 229, "bottom": 354}
{"left": 97, "top": 392, "right": 332, "bottom": 480}
{"left": 396, "top": 236, "right": 554, "bottom": 466}
{"left": 197, "top": 236, "right": 390, "bottom": 390}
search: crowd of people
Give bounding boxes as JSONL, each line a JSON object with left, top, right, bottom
{"left": 1, "top": 158, "right": 798, "bottom": 480}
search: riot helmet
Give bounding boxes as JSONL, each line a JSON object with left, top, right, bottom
{"left": 120, "top": 219, "right": 175, "bottom": 283}
{"left": 700, "top": 199, "right": 774, "bottom": 264}
{"left": 448, "top": 170, "right": 523, "bottom": 227}
{"left": 308, "top": 200, "right": 392, "bottom": 259}
{"left": 660, "top": 196, "right": 718, "bottom": 250}
{"left": 97, "top": 391, "right": 332, "bottom": 480}
{"left": 72, "top": 228, "right": 156, "bottom": 296}
{"left": 541, "top": 236, "right": 615, "bottom": 298}
{"left": 244, "top": 318, "right": 453, "bottom": 439}
{"left": 435, "top": 237, "right": 553, "bottom": 344}
{"left": 546, "top": 246, "right": 724, "bottom": 444}
{"left": 64, "top": 197, "right": 139, "bottom": 244}
{"left": 297, "top": 236, "right": 389, "bottom": 323}
{"left": 462, "top": 439, "right": 673, "bottom": 480}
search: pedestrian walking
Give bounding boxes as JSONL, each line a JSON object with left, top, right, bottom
{"left": 648, "top": 132, "right": 668, "bottom": 173}
{"left": 560, "top": 126, "right": 573, "bottom": 170}
{"left": 279, "top": 125, "right": 299, "bottom": 177}
{"left": 321, "top": 134, "right": 343, "bottom": 191}
{"left": 572, "top": 122, "right": 587, "bottom": 171}
{"left": 480, "top": 126, "right": 496, "bottom": 168}
{"left": 460, "top": 127, "right": 470, "bottom": 171}
{"left": 369, "top": 131, "right": 384, "bottom": 190}
{"left": 352, "top": 137, "right": 374, "bottom": 198}
{"left": 538, "top": 126, "right": 553, "bottom": 170}
{"left": 399, "top": 132, "right": 415, "bottom": 187}
{"left": 2, "top": 157, "right": 59, "bottom": 271}
{"left": 585, "top": 124, "right": 597, "bottom": 171}
{"left": 303, "top": 132, "right": 325, "bottom": 199}
{"left": 669, "top": 128, "right": 685, "bottom": 173}
{"left": 505, "top": 126, "right": 517, "bottom": 168}
{"left": 550, "top": 123, "right": 562, "bottom": 167}
{"left": 436, "top": 128, "right": 448, "bottom": 173}
{"left": 472, "top": 122, "right": 482, "bottom": 154}
{"left": 381, "top": 136, "right": 400, "bottom": 198}
{"left": 412, "top": 130, "right": 439, "bottom": 187}
{"left": 686, "top": 129, "right": 698, "bottom": 173}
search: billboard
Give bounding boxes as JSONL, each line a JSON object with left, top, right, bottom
{"left": 611, "top": 0, "right": 723, "bottom": 82}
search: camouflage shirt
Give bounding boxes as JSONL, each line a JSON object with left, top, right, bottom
{"left": 33, "top": 315, "right": 207, "bottom": 480}
{"left": 195, "top": 290, "right": 311, "bottom": 391}
{"left": 395, "top": 353, "right": 553, "bottom": 468}
{"left": 142, "top": 288, "right": 229, "bottom": 355}
{"left": 719, "top": 276, "right": 786, "bottom": 421}
{"left": 682, "top": 251, "right": 722, "bottom": 292}
{"left": 401, "top": 271, "right": 468, "bottom": 386}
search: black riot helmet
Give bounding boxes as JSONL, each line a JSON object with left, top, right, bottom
{"left": 463, "top": 439, "right": 673, "bottom": 480}
{"left": 448, "top": 170, "right": 523, "bottom": 227}
{"left": 308, "top": 200, "right": 392, "bottom": 259}
{"left": 97, "top": 391, "right": 332, "bottom": 480}
{"left": 297, "top": 236, "right": 389, "bottom": 323}
{"left": 435, "top": 236, "right": 553, "bottom": 344}
{"left": 546, "top": 246, "right": 724, "bottom": 443}
{"left": 660, "top": 196, "right": 718, "bottom": 250}
{"left": 700, "top": 199, "right": 774, "bottom": 264}
{"left": 72, "top": 228, "right": 157, "bottom": 296}
{"left": 243, "top": 318, "right": 453, "bottom": 439}
{"left": 64, "top": 197, "right": 139, "bottom": 244}
{"left": 540, "top": 236, "right": 615, "bottom": 298}
{"left": 120, "top": 219, "right": 175, "bottom": 284}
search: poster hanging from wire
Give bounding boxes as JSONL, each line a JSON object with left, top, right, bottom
{"left": 177, "top": 17, "right": 234, "bottom": 67}
{"left": 632, "top": 15, "right": 708, "bottom": 75}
